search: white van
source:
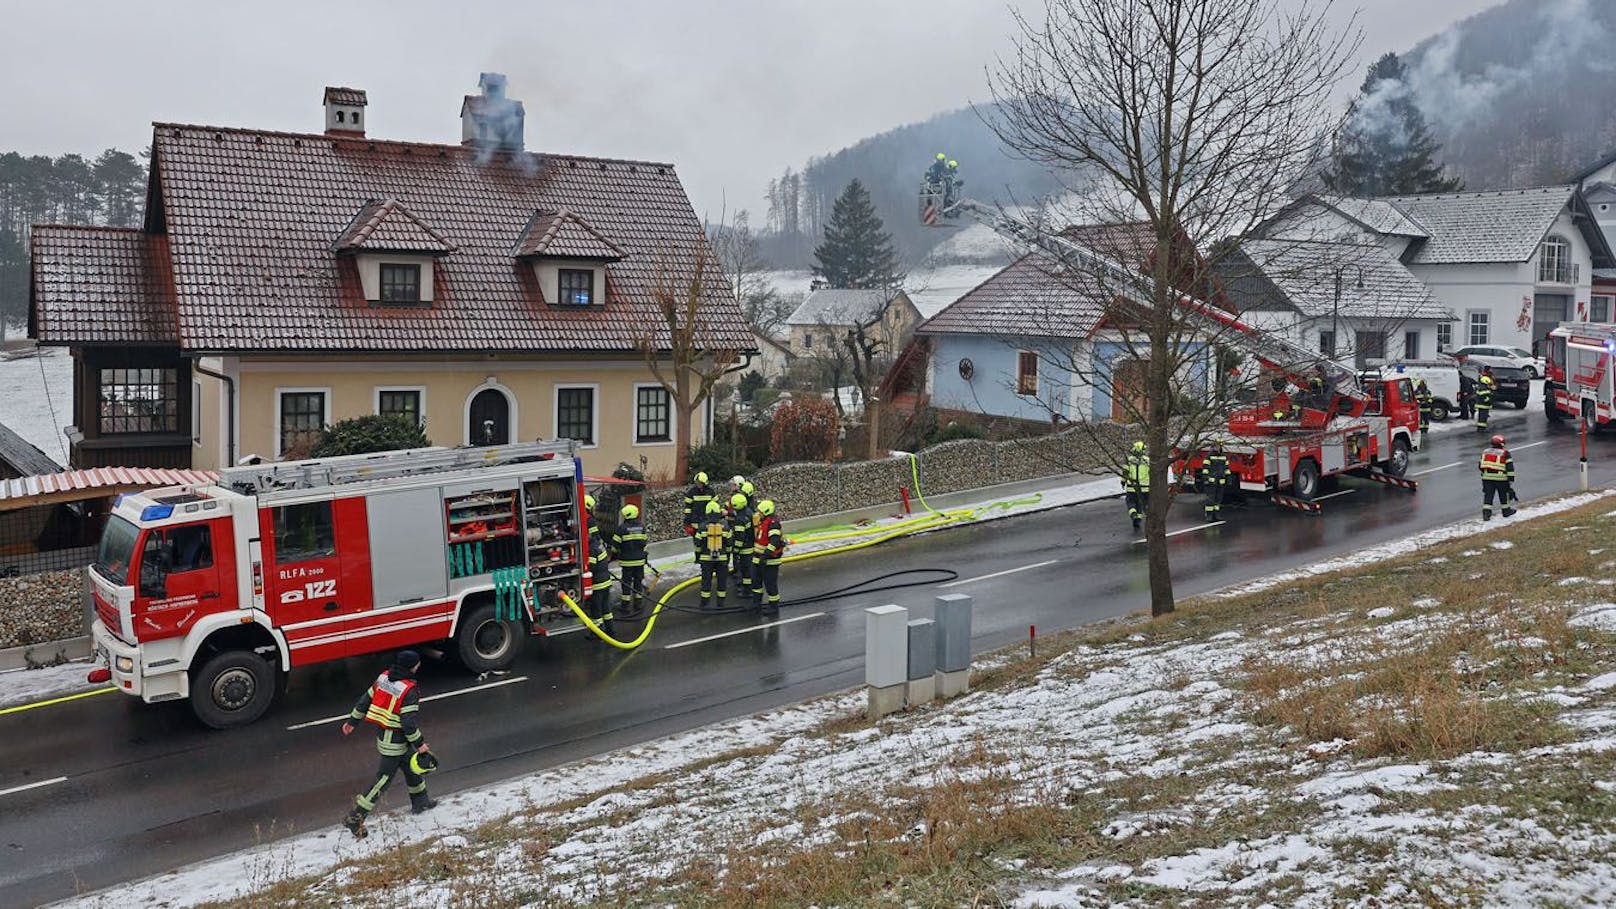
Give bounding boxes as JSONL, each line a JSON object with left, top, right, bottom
{"left": 1374, "top": 360, "right": 1462, "bottom": 421}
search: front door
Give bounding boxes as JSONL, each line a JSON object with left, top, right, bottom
{"left": 130, "top": 518, "right": 236, "bottom": 641}
{"left": 1535, "top": 293, "right": 1571, "bottom": 352}
{"left": 468, "top": 388, "right": 511, "bottom": 445}
{"left": 1111, "top": 359, "right": 1150, "bottom": 421}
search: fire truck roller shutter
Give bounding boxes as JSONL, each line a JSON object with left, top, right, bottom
{"left": 366, "top": 487, "right": 451, "bottom": 610}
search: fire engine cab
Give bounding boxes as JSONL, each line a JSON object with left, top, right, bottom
{"left": 1545, "top": 322, "right": 1616, "bottom": 429}
{"left": 88, "top": 441, "right": 590, "bottom": 728}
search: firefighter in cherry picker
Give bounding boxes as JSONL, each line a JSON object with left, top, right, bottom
{"left": 752, "top": 499, "right": 786, "bottom": 612}
{"left": 1200, "top": 440, "right": 1230, "bottom": 522}
{"left": 1475, "top": 366, "right": 1496, "bottom": 432}
{"left": 341, "top": 649, "right": 437, "bottom": 837}
{"left": 611, "top": 503, "right": 649, "bottom": 618}
{"left": 1415, "top": 379, "right": 1434, "bottom": 440}
{"left": 1123, "top": 440, "right": 1150, "bottom": 530}
{"left": 697, "top": 499, "right": 731, "bottom": 609}
{"left": 1479, "top": 434, "right": 1517, "bottom": 521}
{"left": 583, "top": 495, "right": 615, "bottom": 634}
{"left": 727, "top": 491, "right": 755, "bottom": 598}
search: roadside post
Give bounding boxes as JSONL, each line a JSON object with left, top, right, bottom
{"left": 864, "top": 604, "right": 909, "bottom": 719}
{"left": 934, "top": 593, "right": 973, "bottom": 698}
{"left": 906, "top": 618, "right": 937, "bottom": 707}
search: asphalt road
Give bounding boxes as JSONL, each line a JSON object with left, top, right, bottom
{"left": 1, "top": 406, "right": 1605, "bottom": 907}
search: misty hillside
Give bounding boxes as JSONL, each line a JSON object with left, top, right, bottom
{"left": 1402, "top": 0, "right": 1616, "bottom": 188}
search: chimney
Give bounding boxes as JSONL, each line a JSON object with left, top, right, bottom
{"left": 460, "top": 72, "right": 525, "bottom": 151}
{"left": 323, "top": 86, "right": 367, "bottom": 137}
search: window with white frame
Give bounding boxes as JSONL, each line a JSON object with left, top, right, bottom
{"left": 1436, "top": 322, "right": 1453, "bottom": 352}
{"left": 1595, "top": 295, "right": 1613, "bottom": 322}
{"left": 556, "top": 386, "right": 595, "bottom": 445}
{"left": 1538, "top": 235, "right": 1574, "bottom": 284}
{"left": 1016, "top": 351, "right": 1039, "bottom": 396}
{"left": 635, "top": 385, "right": 671, "bottom": 443}
{"left": 377, "top": 388, "right": 422, "bottom": 426}
{"left": 278, "top": 390, "right": 327, "bottom": 456}
{"left": 1404, "top": 330, "right": 1420, "bottom": 360}
{"left": 1467, "top": 310, "right": 1490, "bottom": 346}
{"left": 1318, "top": 330, "right": 1336, "bottom": 357}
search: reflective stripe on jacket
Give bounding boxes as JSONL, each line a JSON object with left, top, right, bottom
{"left": 754, "top": 516, "right": 786, "bottom": 564}
{"left": 612, "top": 522, "right": 648, "bottom": 567}
{"left": 1203, "top": 453, "right": 1229, "bottom": 484}
{"left": 1479, "top": 448, "right": 1514, "bottom": 480}
{"left": 1124, "top": 453, "right": 1150, "bottom": 493}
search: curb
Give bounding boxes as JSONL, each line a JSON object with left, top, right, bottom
{"left": 0, "top": 635, "right": 91, "bottom": 672}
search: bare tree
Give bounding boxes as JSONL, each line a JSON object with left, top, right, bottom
{"left": 987, "top": 0, "right": 1359, "bottom": 616}
{"left": 711, "top": 210, "right": 795, "bottom": 338}
{"left": 637, "top": 249, "right": 742, "bottom": 483}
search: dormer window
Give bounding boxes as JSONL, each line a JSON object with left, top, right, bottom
{"left": 558, "top": 268, "right": 594, "bottom": 306}
{"left": 380, "top": 263, "right": 422, "bottom": 304}
{"left": 331, "top": 198, "right": 454, "bottom": 308}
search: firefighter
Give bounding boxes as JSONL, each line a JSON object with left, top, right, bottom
{"left": 612, "top": 503, "right": 649, "bottom": 618}
{"left": 752, "top": 499, "right": 786, "bottom": 612}
{"left": 587, "top": 520, "right": 615, "bottom": 634}
{"left": 1479, "top": 434, "right": 1517, "bottom": 520}
{"left": 1123, "top": 440, "right": 1150, "bottom": 530}
{"left": 1458, "top": 370, "right": 1476, "bottom": 419}
{"left": 1201, "top": 440, "right": 1229, "bottom": 523}
{"left": 1415, "top": 379, "right": 1433, "bottom": 437}
{"left": 697, "top": 499, "right": 731, "bottom": 608}
{"left": 682, "top": 472, "right": 715, "bottom": 542}
{"left": 1475, "top": 368, "right": 1495, "bottom": 432}
{"left": 583, "top": 493, "right": 599, "bottom": 539}
{"left": 727, "top": 491, "right": 755, "bottom": 594}
{"left": 944, "top": 158, "right": 963, "bottom": 206}
{"left": 341, "top": 649, "right": 435, "bottom": 837}
{"left": 926, "top": 152, "right": 948, "bottom": 187}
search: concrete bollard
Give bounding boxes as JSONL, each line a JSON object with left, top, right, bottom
{"left": 865, "top": 604, "right": 909, "bottom": 719}
{"left": 906, "top": 617, "right": 937, "bottom": 707}
{"left": 933, "top": 593, "right": 973, "bottom": 699}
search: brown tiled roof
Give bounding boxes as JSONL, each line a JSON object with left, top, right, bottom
{"left": 30, "top": 227, "right": 178, "bottom": 345}
{"left": 31, "top": 124, "right": 751, "bottom": 353}
{"left": 323, "top": 87, "right": 367, "bottom": 107}
{"left": 1058, "top": 221, "right": 1158, "bottom": 269}
{"left": 917, "top": 251, "right": 1107, "bottom": 339}
{"left": 513, "top": 207, "right": 625, "bottom": 260}
{"left": 332, "top": 198, "right": 455, "bottom": 254}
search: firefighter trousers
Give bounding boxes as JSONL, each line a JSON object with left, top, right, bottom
{"left": 699, "top": 558, "right": 728, "bottom": 606}
{"left": 589, "top": 584, "right": 615, "bottom": 632}
{"left": 730, "top": 550, "right": 752, "bottom": 590}
{"left": 753, "top": 562, "right": 781, "bottom": 610}
{"left": 355, "top": 748, "right": 428, "bottom": 814}
{"left": 1475, "top": 404, "right": 1491, "bottom": 431}
{"left": 1482, "top": 479, "right": 1516, "bottom": 518}
{"left": 619, "top": 566, "right": 645, "bottom": 616}
{"left": 1204, "top": 481, "right": 1225, "bottom": 521}
{"left": 1125, "top": 490, "right": 1148, "bottom": 525}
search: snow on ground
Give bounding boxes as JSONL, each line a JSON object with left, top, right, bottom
{"left": 0, "top": 659, "right": 98, "bottom": 708}
{"left": 0, "top": 345, "right": 72, "bottom": 465}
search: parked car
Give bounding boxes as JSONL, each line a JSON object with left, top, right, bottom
{"left": 1459, "top": 362, "right": 1530, "bottom": 408}
{"left": 1451, "top": 344, "right": 1545, "bottom": 379}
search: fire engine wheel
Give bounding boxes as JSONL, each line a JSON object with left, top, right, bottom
{"left": 190, "top": 651, "right": 275, "bottom": 729}
{"left": 1386, "top": 436, "right": 1412, "bottom": 478}
{"left": 1292, "top": 459, "right": 1322, "bottom": 500}
{"left": 455, "top": 602, "right": 521, "bottom": 673}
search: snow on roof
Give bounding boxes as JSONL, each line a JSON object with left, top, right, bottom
{"left": 1219, "top": 239, "right": 1455, "bottom": 321}
{"left": 785, "top": 288, "right": 900, "bottom": 327}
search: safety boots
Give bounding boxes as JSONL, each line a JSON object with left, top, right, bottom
{"left": 411, "top": 793, "right": 439, "bottom": 815}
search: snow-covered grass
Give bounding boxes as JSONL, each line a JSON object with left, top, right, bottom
{"left": 0, "top": 345, "right": 72, "bottom": 465}
{"left": 64, "top": 490, "right": 1616, "bottom": 908}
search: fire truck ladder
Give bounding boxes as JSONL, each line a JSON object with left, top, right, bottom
{"left": 219, "top": 441, "right": 579, "bottom": 494}
{"left": 927, "top": 192, "right": 1366, "bottom": 405}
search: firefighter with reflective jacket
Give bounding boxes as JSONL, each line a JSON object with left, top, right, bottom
{"left": 1479, "top": 434, "right": 1517, "bottom": 520}
{"left": 341, "top": 649, "right": 435, "bottom": 837}
{"left": 611, "top": 504, "right": 649, "bottom": 617}
{"left": 1415, "top": 379, "right": 1433, "bottom": 436}
{"left": 682, "top": 472, "right": 715, "bottom": 541}
{"left": 1201, "top": 440, "right": 1230, "bottom": 522}
{"left": 697, "top": 499, "right": 731, "bottom": 608}
{"left": 1475, "top": 368, "right": 1495, "bottom": 432}
{"left": 752, "top": 499, "right": 786, "bottom": 612}
{"left": 727, "top": 492, "right": 755, "bottom": 594}
{"left": 1123, "top": 440, "right": 1150, "bottom": 530}
{"left": 584, "top": 496, "right": 615, "bottom": 633}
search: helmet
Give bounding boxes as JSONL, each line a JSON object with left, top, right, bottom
{"left": 694, "top": 471, "right": 708, "bottom": 485}
{"left": 936, "top": 152, "right": 946, "bottom": 160}
{"left": 756, "top": 499, "right": 776, "bottom": 516}
{"left": 583, "top": 493, "right": 595, "bottom": 512}
{"left": 1210, "top": 440, "right": 1223, "bottom": 451}
{"left": 408, "top": 749, "right": 439, "bottom": 776}
{"left": 1417, "top": 379, "right": 1427, "bottom": 388}
{"left": 730, "top": 474, "right": 745, "bottom": 487}
{"left": 1492, "top": 434, "right": 1505, "bottom": 447}
{"left": 705, "top": 499, "right": 724, "bottom": 515}
{"left": 947, "top": 159, "right": 958, "bottom": 168}
{"left": 730, "top": 493, "right": 747, "bottom": 509}
{"left": 620, "top": 503, "right": 640, "bottom": 521}
{"left": 741, "top": 480, "right": 755, "bottom": 496}
{"left": 1131, "top": 441, "right": 1146, "bottom": 453}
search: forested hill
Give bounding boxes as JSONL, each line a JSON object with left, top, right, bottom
{"left": 757, "top": 105, "right": 1066, "bottom": 268}
{"left": 1400, "top": 0, "right": 1616, "bottom": 189}
{"left": 0, "top": 150, "right": 149, "bottom": 332}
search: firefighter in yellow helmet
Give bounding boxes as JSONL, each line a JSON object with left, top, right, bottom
{"left": 1415, "top": 379, "right": 1433, "bottom": 437}
{"left": 727, "top": 491, "right": 755, "bottom": 595}
{"left": 584, "top": 494, "right": 614, "bottom": 634}
{"left": 611, "top": 503, "right": 648, "bottom": 617}
{"left": 1475, "top": 367, "right": 1496, "bottom": 432}
{"left": 752, "top": 499, "right": 786, "bottom": 612}
{"left": 697, "top": 499, "right": 731, "bottom": 608}
{"left": 1123, "top": 440, "right": 1150, "bottom": 530}
{"left": 926, "top": 152, "right": 948, "bottom": 186}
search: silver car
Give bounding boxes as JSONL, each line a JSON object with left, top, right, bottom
{"left": 1451, "top": 344, "right": 1546, "bottom": 379}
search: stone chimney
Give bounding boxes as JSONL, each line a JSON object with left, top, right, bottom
{"left": 460, "top": 72, "right": 524, "bottom": 150}
{"left": 323, "top": 86, "right": 367, "bottom": 137}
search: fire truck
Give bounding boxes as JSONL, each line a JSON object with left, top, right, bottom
{"left": 1544, "top": 322, "right": 1616, "bottom": 429}
{"left": 88, "top": 442, "right": 591, "bottom": 728}
{"left": 919, "top": 168, "right": 1421, "bottom": 513}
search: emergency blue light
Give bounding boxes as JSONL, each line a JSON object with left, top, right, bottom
{"left": 140, "top": 504, "right": 174, "bottom": 522}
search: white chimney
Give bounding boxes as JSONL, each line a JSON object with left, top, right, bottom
{"left": 460, "top": 72, "right": 524, "bottom": 150}
{"left": 323, "top": 86, "right": 367, "bottom": 137}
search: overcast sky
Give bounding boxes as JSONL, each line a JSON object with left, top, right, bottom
{"left": 3, "top": 0, "right": 1499, "bottom": 220}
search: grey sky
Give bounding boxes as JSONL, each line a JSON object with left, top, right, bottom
{"left": 3, "top": 0, "right": 1498, "bottom": 220}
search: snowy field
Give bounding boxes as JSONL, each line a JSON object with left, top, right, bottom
{"left": 0, "top": 344, "right": 73, "bottom": 466}
{"left": 59, "top": 489, "right": 1616, "bottom": 908}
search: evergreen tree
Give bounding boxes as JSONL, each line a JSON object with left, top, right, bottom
{"left": 1323, "top": 53, "right": 1463, "bottom": 197}
{"left": 812, "top": 179, "right": 902, "bottom": 289}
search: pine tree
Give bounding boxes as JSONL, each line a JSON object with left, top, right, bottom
{"left": 1323, "top": 53, "right": 1463, "bottom": 197}
{"left": 812, "top": 179, "right": 902, "bottom": 289}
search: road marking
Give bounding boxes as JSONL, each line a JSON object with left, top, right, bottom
{"left": 664, "top": 612, "right": 826, "bottom": 649}
{"left": 1314, "top": 490, "right": 1355, "bottom": 501}
{"left": 0, "top": 686, "right": 117, "bottom": 717}
{"left": 939, "top": 559, "right": 1061, "bottom": 588}
{"left": 1132, "top": 522, "right": 1226, "bottom": 544}
{"left": 1514, "top": 440, "right": 1549, "bottom": 451}
{"left": 0, "top": 776, "right": 67, "bottom": 798}
{"left": 1413, "top": 461, "right": 1461, "bottom": 476}
{"left": 284, "top": 675, "right": 529, "bottom": 730}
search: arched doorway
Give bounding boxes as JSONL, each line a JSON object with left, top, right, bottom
{"left": 467, "top": 388, "right": 511, "bottom": 445}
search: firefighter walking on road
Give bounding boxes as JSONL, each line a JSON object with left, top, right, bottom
{"left": 612, "top": 504, "right": 648, "bottom": 617}
{"left": 1123, "top": 440, "right": 1150, "bottom": 530}
{"left": 1201, "top": 440, "right": 1230, "bottom": 523}
{"left": 1415, "top": 379, "right": 1433, "bottom": 439}
{"left": 1479, "top": 434, "right": 1517, "bottom": 521}
{"left": 697, "top": 499, "right": 730, "bottom": 609}
{"left": 752, "top": 499, "right": 786, "bottom": 612}
{"left": 1475, "top": 368, "right": 1495, "bottom": 432}
{"left": 341, "top": 649, "right": 436, "bottom": 837}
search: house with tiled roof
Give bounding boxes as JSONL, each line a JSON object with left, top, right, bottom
{"left": 784, "top": 287, "right": 921, "bottom": 360}
{"left": 1258, "top": 187, "right": 1615, "bottom": 355}
{"left": 29, "top": 74, "right": 751, "bottom": 473}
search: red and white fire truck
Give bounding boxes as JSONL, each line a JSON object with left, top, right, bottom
{"left": 88, "top": 442, "right": 591, "bottom": 728}
{"left": 1544, "top": 322, "right": 1616, "bottom": 428}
